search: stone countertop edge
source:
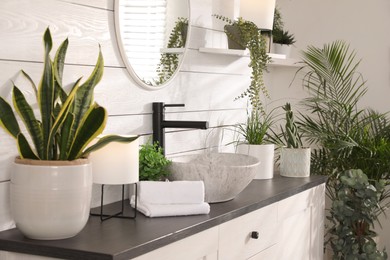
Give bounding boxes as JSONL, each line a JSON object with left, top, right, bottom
{"left": 0, "top": 174, "right": 327, "bottom": 260}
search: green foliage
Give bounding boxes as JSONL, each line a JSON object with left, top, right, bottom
{"left": 328, "top": 169, "right": 388, "bottom": 260}
{"left": 272, "top": 29, "right": 296, "bottom": 45}
{"left": 236, "top": 109, "right": 275, "bottom": 145}
{"left": 298, "top": 40, "right": 390, "bottom": 258}
{"left": 0, "top": 28, "right": 138, "bottom": 160}
{"left": 156, "top": 17, "right": 188, "bottom": 85}
{"left": 139, "top": 141, "right": 171, "bottom": 181}
{"left": 273, "top": 6, "right": 284, "bottom": 32}
{"left": 213, "top": 14, "right": 271, "bottom": 113}
{"left": 272, "top": 8, "right": 295, "bottom": 46}
{"left": 282, "top": 103, "right": 302, "bottom": 148}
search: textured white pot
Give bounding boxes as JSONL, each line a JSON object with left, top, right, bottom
{"left": 280, "top": 147, "right": 311, "bottom": 177}
{"left": 236, "top": 144, "right": 275, "bottom": 179}
{"left": 10, "top": 158, "right": 92, "bottom": 240}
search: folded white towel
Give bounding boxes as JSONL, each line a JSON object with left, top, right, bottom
{"left": 130, "top": 196, "right": 210, "bottom": 217}
{"left": 138, "top": 181, "right": 205, "bottom": 205}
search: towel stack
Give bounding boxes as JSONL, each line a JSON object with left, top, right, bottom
{"left": 130, "top": 181, "right": 210, "bottom": 217}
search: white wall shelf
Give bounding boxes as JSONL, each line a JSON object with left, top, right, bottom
{"left": 198, "top": 47, "right": 301, "bottom": 67}
{"left": 160, "top": 48, "right": 185, "bottom": 54}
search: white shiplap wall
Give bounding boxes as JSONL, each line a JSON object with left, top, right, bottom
{"left": 0, "top": 0, "right": 299, "bottom": 231}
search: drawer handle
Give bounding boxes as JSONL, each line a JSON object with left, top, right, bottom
{"left": 251, "top": 231, "right": 259, "bottom": 239}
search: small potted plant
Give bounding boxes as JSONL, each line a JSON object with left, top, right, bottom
{"left": 213, "top": 14, "right": 271, "bottom": 113}
{"left": 235, "top": 109, "right": 276, "bottom": 179}
{"left": 0, "top": 28, "right": 137, "bottom": 240}
{"left": 139, "top": 141, "right": 171, "bottom": 181}
{"left": 279, "top": 103, "right": 310, "bottom": 177}
{"left": 272, "top": 7, "right": 296, "bottom": 57}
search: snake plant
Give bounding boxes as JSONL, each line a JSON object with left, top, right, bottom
{"left": 282, "top": 102, "right": 301, "bottom": 148}
{"left": 0, "top": 28, "right": 137, "bottom": 161}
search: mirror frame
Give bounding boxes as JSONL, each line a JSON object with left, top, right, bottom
{"left": 114, "top": 0, "right": 191, "bottom": 90}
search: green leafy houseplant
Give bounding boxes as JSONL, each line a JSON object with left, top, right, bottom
{"left": 272, "top": 29, "right": 296, "bottom": 46}
{"left": 281, "top": 102, "right": 302, "bottom": 148}
{"left": 213, "top": 14, "right": 271, "bottom": 113}
{"left": 0, "top": 28, "right": 137, "bottom": 161}
{"left": 298, "top": 40, "right": 390, "bottom": 255}
{"left": 139, "top": 141, "right": 171, "bottom": 181}
{"left": 328, "top": 169, "right": 387, "bottom": 259}
{"left": 156, "top": 17, "right": 188, "bottom": 85}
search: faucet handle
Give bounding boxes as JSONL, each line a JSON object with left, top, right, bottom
{"left": 164, "top": 104, "right": 185, "bottom": 108}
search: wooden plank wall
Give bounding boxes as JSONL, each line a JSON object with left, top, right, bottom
{"left": 0, "top": 0, "right": 304, "bottom": 231}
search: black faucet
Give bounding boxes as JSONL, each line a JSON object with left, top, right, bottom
{"left": 152, "top": 102, "right": 209, "bottom": 155}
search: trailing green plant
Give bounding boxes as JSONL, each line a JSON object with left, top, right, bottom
{"left": 282, "top": 102, "right": 302, "bottom": 148}
{"left": 236, "top": 109, "right": 275, "bottom": 145}
{"left": 0, "top": 28, "right": 137, "bottom": 161}
{"left": 156, "top": 17, "right": 188, "bottom": 85}
{"left": 328, "top": 169, "right": 388, "bottom": 260}
{"left": 272, "top": 29, "right": 296, "bottom": 45}
{"left": 139, "top": 141, "right": 171, "bottom": 181}
{"left": 213, "top": 14, "right": 271, "bottom": 113}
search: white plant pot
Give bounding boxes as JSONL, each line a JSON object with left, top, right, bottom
{"left": 273, "top": 43, "right": 292, "bottom": 58}
{"left": 236, "top": 144, "right": 275, "bottom": 179}
{"left": 280, "top": 147, "right": 311, "bottom": 177}
{"left": 10, "top": 158, "right": 92, "bottom": 240}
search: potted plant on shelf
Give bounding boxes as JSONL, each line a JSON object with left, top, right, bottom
{"left": 0, "top": 28, "right": 137, "bottom": 240}
{"left": 278, "top": 102, "right": 310, "bottom": 177}
{"left": 272, "top": 7, "right": 295, "bottom": 57}
{"left": 298, "top": 40, "right": 390, "bottom": 257}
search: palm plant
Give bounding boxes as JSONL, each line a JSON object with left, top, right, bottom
{"left": 298, "top": 40, "right": 390, "bottom": 258}
{"left": 0, "top": 28, "right": 137, "bottom": 161}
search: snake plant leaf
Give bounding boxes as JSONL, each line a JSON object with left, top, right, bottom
{"left": 81, "top": 135, "right": 139, "bottom": 158}
{"left": 0, "top": 96, "right": 20, "bottom": 138}
{"left": 39, "top": 28, "right": 55, "bottom": 160}
{"left": 59, "top": 112, "right": 74, "bottom": 160}
{"left": 67, "top": 104, "right": 107, "bottom": 160}
{"left": 70, "top": 47, "right": 104, "bottom": 139}
{"left": 53, "top": 37, "right": 69, "bottom": 105}
{"left": 47, "top": 78, "right": 81, "bottom": 158}
{"left": 17, "top": 133, "right": 39, "bottom": 160}
{"left": 21, "top": 70, "right": 38, "bottom": 98}
{"left": 12, "top": 86, "right": 43, "bottom": 158}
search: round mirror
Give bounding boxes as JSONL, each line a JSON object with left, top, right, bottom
{"left": 115, "top": 0, "right": 190, "bottom": 90}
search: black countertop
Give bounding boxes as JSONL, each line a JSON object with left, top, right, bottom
{"left": 0, "top": 174, "right": 327, "bottom": 260}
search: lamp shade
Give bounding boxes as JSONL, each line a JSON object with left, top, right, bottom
{"left": 89, "top": 135, "right": 139, "bottom": 185}
{"left": 239, "top": 0, "right": 276, "bottom": 30}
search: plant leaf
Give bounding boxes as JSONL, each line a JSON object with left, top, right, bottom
{"left": 67, "top": 104, "right": 107, "bottom": 160}
{"left": 20, "top": 70, "right": 38, "bottom": 98}
{"left": 17, "top": 133, "right": 39, "bottom": 160}
{"left": 0, "top": 96, "right": 20, "bottom": 138}
{"left": 81, "top": 135, "right": 139, "bottom": 158}
{"left": 12, "top": 86, "right": 43, "bottom": 158}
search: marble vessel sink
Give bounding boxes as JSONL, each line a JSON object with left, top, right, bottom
{"left": 168, "top": 153, "right": 260, "bottom": 203}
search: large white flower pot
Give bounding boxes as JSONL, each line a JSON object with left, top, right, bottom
{"left": 236, "top": 144, "right": 275, "bottom": 179}
{"left": 10, "top": 158, "right": 92, "bottom": 240}
{"left": 280, "top": 147, "right": 311, "bottom": 177}
{"left": 273, "top": 43, "right": 292, "bottom": 58}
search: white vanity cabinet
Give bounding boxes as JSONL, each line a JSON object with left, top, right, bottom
{"left": 135, "top": 184, "right": 325, "bottom": 260}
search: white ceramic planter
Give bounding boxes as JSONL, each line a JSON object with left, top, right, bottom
{"left": 280, "top": 147, "right": 311, "bottom": 177}
{"left": 10, "top": 158, "right": 92, "bottom": 240}
{"left": 273, "top": 43, "right": 292, "bottom": 58}
{"left": 236, "top": 144, "right": 275, "bottom": 179}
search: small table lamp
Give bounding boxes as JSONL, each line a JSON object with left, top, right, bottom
{"left": 239, "top": 0, "right": 276, "bottom": 30}
{"left": 89, "top": 135, "right": 139, "bottom": 221}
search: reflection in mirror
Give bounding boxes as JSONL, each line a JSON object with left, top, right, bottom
{"left": 115, "top": 0, "right": 189, "bottom": 89}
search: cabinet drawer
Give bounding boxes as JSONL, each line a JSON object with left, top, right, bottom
{"left": 218, "top": 204, "right": 279, "bottom": 260}
{"left": 133, "top": 226, "right": 218, "bottom": 260}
